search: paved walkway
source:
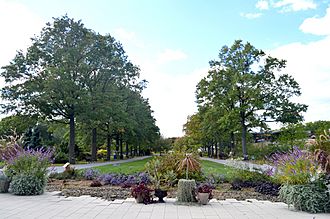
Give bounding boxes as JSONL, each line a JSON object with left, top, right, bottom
{"left": 0, "top": 192, "right": 329, "bottom": 219}
{"left": 49, "top": 156, "right": 151, "bottom": 173}
{"left": 201, "top": 157, "right": 273, "bottom": 172}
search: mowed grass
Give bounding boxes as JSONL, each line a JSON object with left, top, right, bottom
{"left": 94, "top": 157, "right": 153, "bottom": 174}
{"left": 201, "top": 160, "right": 235, "bottom": 176}
{"left": 93, "top": 156, "right": 235, "bottom": 176}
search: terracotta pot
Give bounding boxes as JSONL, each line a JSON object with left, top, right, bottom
{"left": 197, "top": 192, "right": 209, "bottom": 205}
{"left": 154, "top": 189, "right": 167, "bottom": 203}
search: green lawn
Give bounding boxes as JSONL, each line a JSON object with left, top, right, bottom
{"left": 201, "top": 160, "right": 235, "bottom": 176}
{"left": 93, "top": 157, "right": 235, "bottom": 177}
{"left": 93, "top": 157, "right": 153, "bottom": 174}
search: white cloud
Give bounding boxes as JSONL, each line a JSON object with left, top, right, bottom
{"left": 255, "top": 0, "right": 317, "bottom": 12}
{"left": 270, "top": 36, "right": 330, "bottom": 124}
{"left": 300, "top": 7, "right": 330, "bottom": 35}
{"left": 0, "top": 0, "right": 44, "bottom": 69}
{"left": 273, "top": 0, "right": 316, "bottom": 12}
{"left": 240, "top": 12, "right": 263, "bottom": 19}
{"left": 256, "top": 0, "right": 269, "bottom": 10}
{"left": 157, "top": 49, "right": 188, "bottom": 64}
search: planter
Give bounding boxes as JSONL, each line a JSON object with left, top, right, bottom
{"left": 135, "top": 194, "right": 144, "bottom": 203}
{"left": 154, "top": 189, "right": 167, "bottom": 203}
{"left": 0, "top": 176, "right": 10, "bottom": 193}
{"left": 177, "top": 179, "right": 196, "bottom": 203}
{"left": 197, "top": 192, "right": 209, "bottom": 205}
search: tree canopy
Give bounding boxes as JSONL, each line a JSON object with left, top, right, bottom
{"left": 195, "top": 40, "right": 308, "bottom": 159}
{"left": 1, "top": 15, "right": 159, "bottom": 163}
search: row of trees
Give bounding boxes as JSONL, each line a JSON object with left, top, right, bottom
{"left": 183, "top": 40, "right": 308, "bottom": 159}
{"left": 0, "top": 16, "right": 160, "bottom": 163}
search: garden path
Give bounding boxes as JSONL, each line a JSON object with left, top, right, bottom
{"left": 49, "top": 156, "right": 151, "bottom": 173}
{"left": 201, "top": 157, "right": 273, "bottom": 172}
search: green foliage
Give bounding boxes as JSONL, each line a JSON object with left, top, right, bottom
{"left": 277, "top": 123, "right": 307, "bottom": 148}
{"left": 229, "top": 169, "right": 272, "bottom": 184}
{"left": 4, "top": 150, "right": 51, "bottom": 181}
{"left": 176, "top": 179, "right": 197, "bottom": 203}
{"left": 196, "top": 40, "right": 307, "bottom": 158}
{"left": 271, "top": 146, "right": 318, "bottom": 185}
{"left": 247, "top": 143, "right": 292, "bottom": 160}
{"left": 0, "top": 115, "right": 37, "bottom": 138}
{"left": 9, "top": 174, "right": 45, "bottom": 195}
{"left": 145, "top": 158, "right": 162, "bottom": 188}
{"left": 279, "top": 184, "right": 330, "bottom": 213}
{"left": 22, "top": 126, "right": 42, "bottom": 150}
{"left": 305, "top": 120, "right": 330, "bottom": 136}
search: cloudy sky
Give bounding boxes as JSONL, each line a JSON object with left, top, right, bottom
{"left": 1, "top": 0, "right": 330, "bottom": 137}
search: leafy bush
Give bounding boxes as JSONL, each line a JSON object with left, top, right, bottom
{"left": 1, "top": 144, "right": 53, "bottom": 180}
{"left": 9, "top": 174, "right": 45, "bottom": 195}
{"left": 154, "top": 152, "right": 202, "bottom": 182}
{"left": 54, "top": 151, "right": 68, "bottom": 164}
{"left": 279, "top": 183, "right": 330, "bottom": 213}
{"left": 270, "top": 146, "right": 318, "bottom": 185}
{"left": 84, "top": 168, "right": 100, "bottom": 180}
{"left": 255, "top": 182, "right": 280, "bottom": 196}
{"left": 247, "top": 143, "right": 292, "bottom": 160}
{"left": 97, "top": 149, "right": 107, "bottom": 160}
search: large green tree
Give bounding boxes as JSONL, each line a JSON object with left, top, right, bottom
{"left": 196, "top": 40, "right": 307, "bottom": 159}
{"left": 1, "top": 16, "right": 139, "bottom": 163}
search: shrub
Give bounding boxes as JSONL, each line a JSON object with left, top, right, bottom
{"left": 84, "top": 168, "right": 100, "bottom": 180}
{"left": 255, "top": 182, "right": 280, "bottom": 196}
{"left": 270, "top": 146, "right": 318, "bottom": 185}
{"left": 9, "top": 174, "right": 45, "bottom": 195}
{"left": 1, "top": 145, "right": 53, "bottom": 181}
{"left": 279, "top": 183, "right": 330, "bottom": 213}
{"left": 97, "top": 149, "right": 107, "bottom": 159}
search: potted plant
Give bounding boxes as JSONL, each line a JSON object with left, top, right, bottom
{"left": 131, "top": 183, "right": 153, "bottom": 204}
{"left": 197, "top": 183, "right": 214, "bottom": 205}
{"left": 145, "top": 158, "right": 168, "bottom": 202}
{"left": 176, "top": 153, "right": 201, "bottom": 202}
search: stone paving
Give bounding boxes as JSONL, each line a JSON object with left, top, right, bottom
{"left": 1, "top": 192, "right": 329, "bottom": 219}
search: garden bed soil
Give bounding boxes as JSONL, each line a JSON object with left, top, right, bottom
{"left": 46, "top": 179, "right": 280, "bottom": 202}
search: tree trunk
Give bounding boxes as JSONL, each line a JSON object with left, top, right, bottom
{"left": 106, "top": 134, "right": 111, "bottom": 161}
{"left": 125, "top": 141, "right": 129, "bottom": 158}
{"left": 241, "top": 121, "right": 248, "bottom": 160}
{"left": 69, "top": 113, "right": 75, "bottom": 164}
{"left": 215, "top": 142, "right": 218, "bottom": 159}
{"left": 115, "top": 135, "right": 119, "bottom": 159}
{"left": 91, "top": 128, "right": 97, "bottom": 162}
{"left": 119, "top": 137, "right": 123, "bottom": 159}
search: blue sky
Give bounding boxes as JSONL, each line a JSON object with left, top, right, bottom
{"left": 1, "top": 0, "right": 330, "bottom": 137}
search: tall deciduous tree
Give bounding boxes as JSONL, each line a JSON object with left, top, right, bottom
{"left": 196, "top": 40, "right": 307, "bottom": 159}
{"left": 1, "top": 16, "right": 139, "bottom": 163}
